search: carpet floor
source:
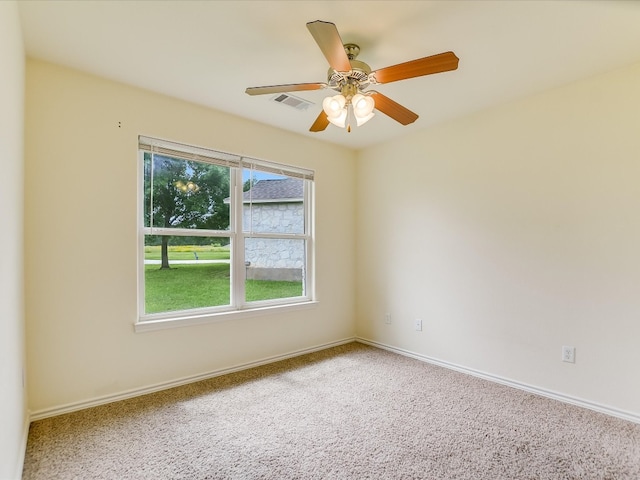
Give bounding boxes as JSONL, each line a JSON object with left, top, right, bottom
{"left": 23, "top": 342, "right": 640, "bottom": 479}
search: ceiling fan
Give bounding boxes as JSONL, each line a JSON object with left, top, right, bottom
{"left": 245, "top": 20, "right": 459, "bottom": 133}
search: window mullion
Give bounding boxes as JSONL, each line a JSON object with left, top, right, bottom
{"left": 231, "top": 168, "right": 246, "bottom": 309}
{"left": 141, "top": 227, "right": 230, "bottom": 237}
{"left": 304, "top": 180, "right": 314, "bottom": 298}
{"left": 241, "top": 232, "right": 309, "bottom": 240}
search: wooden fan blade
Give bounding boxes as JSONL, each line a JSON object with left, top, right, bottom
{"left": 309, "top": 111, "right": 329, "bottom": 132}
{"left": 306, "top": 20, "right": 351, "bottom": 72}
{"left": 372, "top": 51, "right": 459, "bottom": 84}
{"left": 245, "top": 83, "right": 326, "bottom": 96}
{"left": 370, "top": 92, "right": 419, "bottom": 125}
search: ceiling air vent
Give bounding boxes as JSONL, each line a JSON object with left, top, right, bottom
{"left": 271, "top": 93, "right": 314, "bottom": 111}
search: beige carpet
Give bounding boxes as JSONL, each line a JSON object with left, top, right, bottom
{"left": 23, "top": 342, "right": 640, "bottom": 479}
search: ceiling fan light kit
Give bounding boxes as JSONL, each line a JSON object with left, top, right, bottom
{"left": 246, "top": 20, "right": 459, "bottom": 133}
{"left": 322, "top": 90, "right": 375, "bottom": 129}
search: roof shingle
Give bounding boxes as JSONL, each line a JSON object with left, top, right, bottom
{"left": 243, "top": 178, "right": 303, "bottom": 202}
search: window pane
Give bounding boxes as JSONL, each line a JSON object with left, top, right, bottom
{"left": 144, "top": 153, "right": 230, "bottom": 230}
{"left": 242, "top": 169, "right": 304, "bottom": 234}
{"left": 245, "top": 238, "right": 305, "bottom": 302}
{"left": 144, "top": 235, "right": 231, "bottom": 314}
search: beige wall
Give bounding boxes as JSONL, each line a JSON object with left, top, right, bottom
{"left": 0, "top": 2, "right": 27, "bottom": 478}
{"left": 24, "top": 59, "right": 357, "bottom": 414}
{"left": 356, "top": 61, "right": 640, "bottom": 416}
{"left": 21, "top": 41, "right": 640, "bottom": 428}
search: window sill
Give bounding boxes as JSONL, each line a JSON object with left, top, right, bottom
{"left": 134, "top": 300, "right": 319, "bottom": 333}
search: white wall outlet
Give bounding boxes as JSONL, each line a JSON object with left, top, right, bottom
{"left": 415, "top": 319, "right": 423, "bottom": 331}
{"left": 384, "top": 313, "right": 392, "bottom": 324}
{"left": 562, "top": 346, "right": 576, "bottom": 363}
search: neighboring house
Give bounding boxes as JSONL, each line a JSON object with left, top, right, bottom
{"left": 241, "top": 178, "right": 305, "bottom": 282}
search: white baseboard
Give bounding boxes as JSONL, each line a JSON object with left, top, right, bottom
{"left": 29, "top": 337, "right": 356, "bottom": 422}
{"left": 29, "top": 335, "right": 638, "bottom": 425}
{"left": 356, "top": 337, "right": 640, "bottom": 425}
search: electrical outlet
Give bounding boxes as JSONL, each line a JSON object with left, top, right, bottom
{"left": 415, "top": 319, "right": 423, "bottom": 331}
{"left": 562, "top": 346, "right": 576, "bottom": 363}
{"left": 384, "top": 313, "right": 392, "bottom": 324}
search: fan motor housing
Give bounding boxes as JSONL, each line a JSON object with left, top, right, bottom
{"left": 327, "top": 44, "right": 372, "bottom": 92}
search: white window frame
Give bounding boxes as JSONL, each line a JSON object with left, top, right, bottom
{"left": 135, "top": 136, "right": 316, "bottom": 332}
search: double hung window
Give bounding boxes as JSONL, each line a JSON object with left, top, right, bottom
{"left": 138, "top": 136, "right": 314, "bottom": 328}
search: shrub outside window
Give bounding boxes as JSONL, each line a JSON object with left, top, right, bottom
{"left": 138, "top": 136, "right": 314, "bottom": 328}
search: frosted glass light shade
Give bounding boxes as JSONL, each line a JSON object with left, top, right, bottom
{"left": 327, "top": 108, "right": 347, "bottom": 127}
{"left": 352, "top": 93, "right": 375, "bottom": 126}
{"left": 323, "top": 94, "right": 348, "bottom": 128}
{"left": 355, "top": 111, "right": 375, "bottom": 126}
{"left": 323, "top": 94, "right": 346, "bottom": 116}
{"left": 352, "top": 94, "right": 375, "bottom": 116}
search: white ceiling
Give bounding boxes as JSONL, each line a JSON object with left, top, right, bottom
{"left": 17, "top": 0, "right": 640, "bottom": 150}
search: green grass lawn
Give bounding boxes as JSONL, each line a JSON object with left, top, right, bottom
{"left": 145, "top": 263, "right": 302, "bottom": 314}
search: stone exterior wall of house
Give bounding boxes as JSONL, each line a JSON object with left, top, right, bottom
{"left": 244, "top": 202, "right": 304, "bottom": 281}
{"left": 242, "top": 202, "right": 304, "bottom": 235}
